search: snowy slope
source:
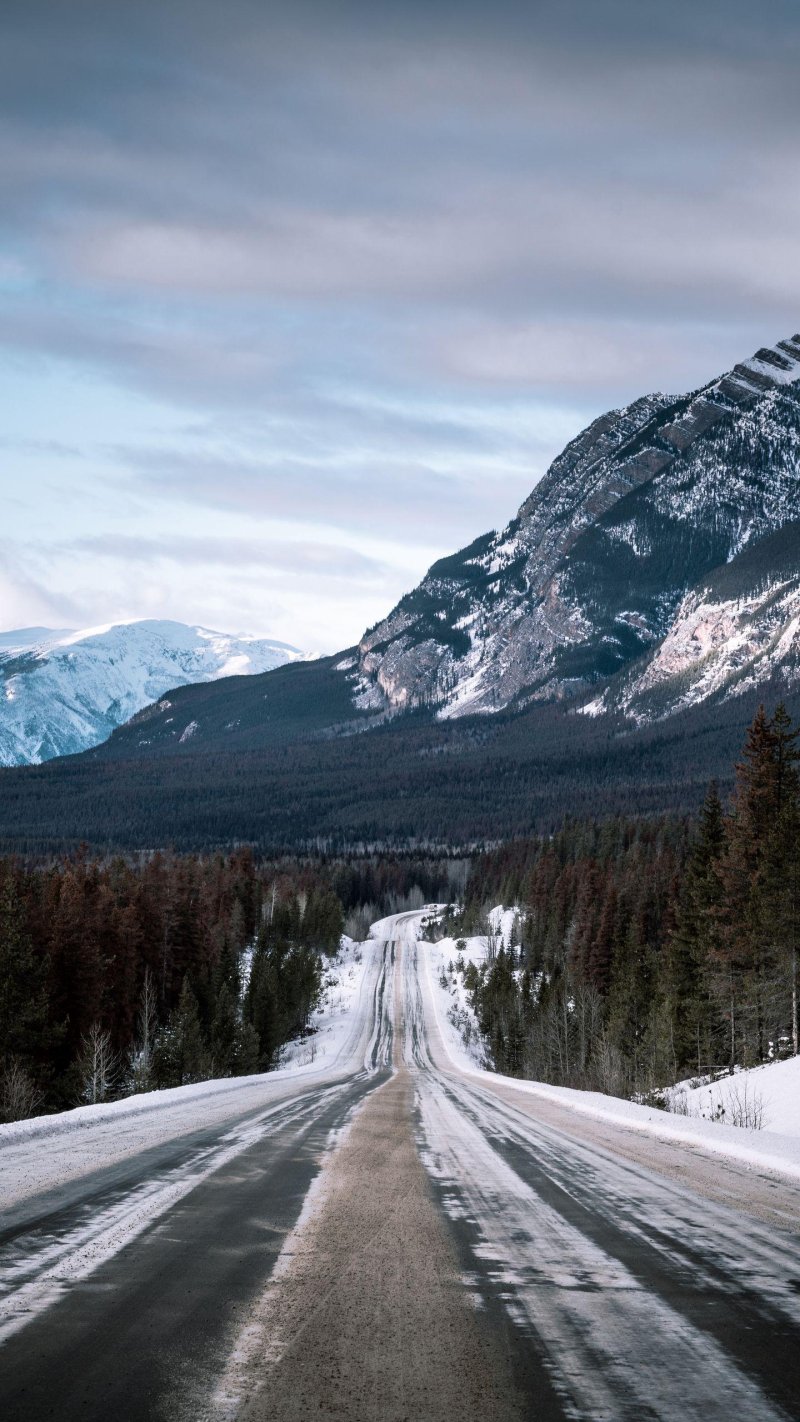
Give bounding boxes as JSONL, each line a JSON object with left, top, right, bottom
{"left": 585, "top": 521, "right": 800, "bottom": 722}
{"left": 357, "top": 334, "right": 800, "bottom": 721}
{"left": 667, "top": 1056, "right": 800, "bottom": 1138}
{"left": 0, "top": 619, "right": 303, "bottom": 765}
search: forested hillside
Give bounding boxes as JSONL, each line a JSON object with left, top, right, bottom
{"left": 2, "top": 680, "right": 797, "bottom": 854}
{"left": 0, "top": 851, "right": 461, "bottom": 1123}
{"left": 455, "top": 704, "right": 800, "bottom": 1095}
{"left": 3, "top": 708, "right": 797, "bottom": 1122}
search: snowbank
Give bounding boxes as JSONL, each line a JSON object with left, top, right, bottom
{"left": 668, "top": 1056, "right": 800, "bottom": 1139}
{"left": 425, "top": 933, "right": 488, "bottom": 1070}
{"left": 276, "top": 936, "right": 372, "bottom": 1070}
{"left": 420, "top": 918, "right": 800, "bottom": 1183}
{"left": 0, "top": 936, "right": 377, "bottom": 1148}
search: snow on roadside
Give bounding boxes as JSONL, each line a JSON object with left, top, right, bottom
{"left": 424, "top": 905, "right": 519, "bottom": 1073}
{"left": 426, "top": 932, "right": 488, "bottom": 1071}
{"left": 418, "top": 914, "right": 800, "bottom": 1183}
{"left": 667, "top": 1056, "right": 800, "bottom": 1139}
{"left": 276, "top": 936, "right": 372, "bottom": 1070}
{"left": 0, "top": 936, "right": 376, "bottom": 1148}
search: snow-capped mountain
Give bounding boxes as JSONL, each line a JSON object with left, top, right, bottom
{"left": 0, "top": 620, "right": 302, "bottom": 764}
{"left": 358, "top": 336, "right": 800, "bottom": 719}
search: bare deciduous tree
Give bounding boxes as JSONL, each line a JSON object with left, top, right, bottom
{"left": 78, "top": 1022, "right": 118, "bottom": 1105}
{"left": 130, "top": 967, "right": 158, "bottom": 1090}
{"left": 1, "top": 1057, "right": 44, "bottom": 1123}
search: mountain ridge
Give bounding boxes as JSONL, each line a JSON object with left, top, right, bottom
{"left": 1, "top": 331, "right": 799, "bottom": 852}
{"left": 356, "top": 335, "right": 800, "bottom": 720}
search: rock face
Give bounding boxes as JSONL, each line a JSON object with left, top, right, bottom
{"left": 0, "top": 620, "right": 302, "bottom": 764}
{"left": 588, "top": 523, "right": 800, "bottom": 723}
{"left": 358, "top": 337, "right": 800, "bottom": 719}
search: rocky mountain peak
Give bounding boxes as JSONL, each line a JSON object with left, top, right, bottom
{"left": 358, "top": 336, "right": 800, "bottom": 719}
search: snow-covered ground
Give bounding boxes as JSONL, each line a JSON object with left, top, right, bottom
{"left": 667, "top": 1056, "right": 800, "bottom": 1138}
{"left": 1, "top": 935, "right": 379, "bottom": 1153}
{"left": 420, "top": 909, "right": 800, "bottom": 1182}
{"left": 0, "top": 934, "right": 389, "bottom": 1226}
{"left": 276, "top": 936, "right": 375, "bottom": 1070}
{"left": 424, "top": 905, "right": 517, "bottom": 1071}
{"left": 425, "top": 931, "right": 489, "bottom": 1070}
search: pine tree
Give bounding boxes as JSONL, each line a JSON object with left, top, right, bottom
{"left": 667, "top": 782, "right": 725, "bottom": 1072}
{"left": 716, "top": 707, "right": 790, "bottom": 1064}
{"left": 233, "top": 1018, "right": 260, "bottom": 1076}
{"left": 0, "top": 874, "right": 49, "bottom": 1072}
{"left": 759, "top": 706, "right": 800, "bottom": 1056}
{"left": 246, "top": 943, "right": 282, "bottom": 1068}
{"left": 210, "top": 983, "right": 238, "bottom": 1076}
{"left": 153, "top": 977, "right": 209, "bottom": 1086}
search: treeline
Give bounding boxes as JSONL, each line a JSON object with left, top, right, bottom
{"left": 457, "top": 704, "right": 799, "bottom": 1095}
{"left": 2, "top": 683, "right": 790, "bottom": 857}
{"left": 0, "top": 847, "right": 465, "bottom": 1123}
{"left": 0, "top": 850, "right": 346, "bottom": 1122}
{"left": 330, "top": 855, "right": 468, "bottom": 938}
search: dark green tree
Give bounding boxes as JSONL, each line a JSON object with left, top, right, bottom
{"left": 667, "top": 782, "right": 725, "bottom": 1072}
{"left": 153, "top": 977, "right": 209, "bottom": 1087}
{"left": 0, "top": 874, "right": 50, "bottom": 1072}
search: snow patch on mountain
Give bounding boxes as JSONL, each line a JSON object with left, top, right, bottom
{"left": 609, "top": 560, "right": 800, "bottom": 724}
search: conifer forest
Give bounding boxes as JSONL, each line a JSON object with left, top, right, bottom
{"left": 1, "top": 705, "right": 797, "bottom": 1122}
{"left": 451, "top": 703, "right": 800, "bottom": 1095}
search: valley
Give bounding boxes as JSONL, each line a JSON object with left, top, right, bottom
{"left": 4, "top": 9, "right": 800, "bottom": 1419}
{"left": 1, "top": 336, "right": 797, "bottom": 854}
{"left": 2, "top": 913, "right": 798, "bottom": 1422}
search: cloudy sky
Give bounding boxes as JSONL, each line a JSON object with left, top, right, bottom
{"left": 2, "top": 1, "right": 799, "bottom": 651}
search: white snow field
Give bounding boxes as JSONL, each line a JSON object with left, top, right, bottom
{"left": 667, "top": 1054, "right": 800, "bottom": 1138}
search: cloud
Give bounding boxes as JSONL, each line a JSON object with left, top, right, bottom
{"left": 3, "top": 0, "right": 800, "bottom": 644}
{"left": 108, "top": 436, "right": 549, "bottom": 542}
{"left": 0, "top": 549, "right": 84, "bottom": 631}
{"left": 61, "top": 533, "right": 391, "bottom": 582}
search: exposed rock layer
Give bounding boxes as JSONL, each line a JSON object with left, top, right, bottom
{"left": 358, "top": 337, "right": 800, "bottom": 720}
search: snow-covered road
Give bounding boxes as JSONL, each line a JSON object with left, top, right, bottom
{"left": 1, "top": 912, "right": 799, "bottom": 1421}
{"left": 401, "top": 919, "right": 800, "bottom": 1421}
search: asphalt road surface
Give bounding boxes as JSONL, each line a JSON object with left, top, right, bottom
{"left": 2, "top": 912, "right": 799, "bottom": 1421}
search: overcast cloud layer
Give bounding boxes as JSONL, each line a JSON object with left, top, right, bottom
{"left": 2, "top": 0, "right": 799, "bottom": 649}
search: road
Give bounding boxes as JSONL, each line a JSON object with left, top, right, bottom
{"left": 1, "top": 911, "right": 800, "bottom": 1421}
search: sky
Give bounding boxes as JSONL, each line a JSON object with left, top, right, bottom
{"left": 2, "top": 0, "right": 800, "bottom": 653}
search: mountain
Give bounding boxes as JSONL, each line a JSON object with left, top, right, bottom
{"left": 358, "top": 336, "right": 800, "bottom": 718}
{"left": 584, "top": 521, "right": 800, "bottom": 724}
{"left": 0, "top": 620, "right": 303, "bottom": 765}
{"left": 1, "top": 332, "right": 799, "bottom": 854}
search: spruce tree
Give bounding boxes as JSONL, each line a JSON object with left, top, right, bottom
{"left": 667, "top": 782, "right": 725, "bottom": 1072}
{"left": 153, "top": 976, "right": 209, "bottom": 1086}
{"left": 0, "top": 874, "right": 49, "bottom": 1073}
{"left": 717, "top": 707, "right": 788, "bottom": 1064}
{"left": 759, "top": 705, "right": 800, "bottom": 1055}
{"left": 210, "top": 983, "right": 238, "bottom": 1076}
{"left": 246, "top": 943, "right": 282, "bottom": 1068}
